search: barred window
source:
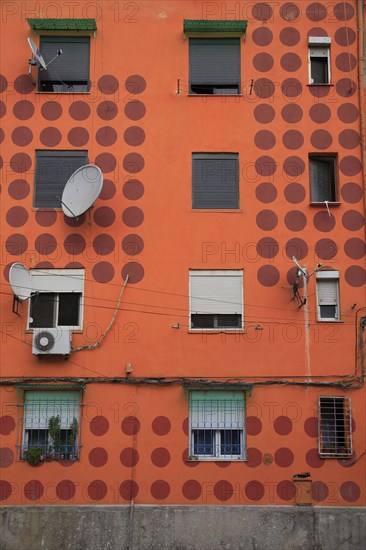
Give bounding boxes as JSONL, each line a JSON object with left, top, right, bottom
{"left": 20, "top": 390, "right": 81, "bottom": 462}
{"left": 189, "top": 391, "right": 245, "bottom": 460}
{"left": 318, "top": 396, "right": 352, "bottom": 457}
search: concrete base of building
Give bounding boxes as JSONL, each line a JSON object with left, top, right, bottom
{"left": 1, "top": 505, "right": 365, "bottom": 550}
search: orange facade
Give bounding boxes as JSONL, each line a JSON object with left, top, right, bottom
{"left": 0, "top": 0, "right": 365, "bottom": 507}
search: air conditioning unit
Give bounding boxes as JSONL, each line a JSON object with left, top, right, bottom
{"left": 32, "top": 328, "right": 71, "bottom": 356}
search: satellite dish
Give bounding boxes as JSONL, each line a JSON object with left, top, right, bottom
{"left": 9, "top": 262, "right": 33, "bottom": 301}
{"left": 28, "top": 38, "right": 47, "bottom": 70}
{"left": 61, "top": 164, "right": 103, "bottom": 218}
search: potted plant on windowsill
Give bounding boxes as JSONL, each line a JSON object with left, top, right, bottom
{"left": 67, "top": 417, "right": 78, "bottom": 460}
{"left": 25, "top": 446, "right": 44, "bottom": 466}
{"left": 48, "top": 414, "right": 61, "bottom": 460}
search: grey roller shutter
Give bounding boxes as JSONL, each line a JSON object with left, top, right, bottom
{"left": 193, "top": 153, "right": 239, "bottom": 209}
{"left": 40, "top": 36, "right": 90, "bottom": 84}
{"left": 190, "top": 270, "right": 243, "bottom": 315}
{"left": 189, "top": 38, "right": 240, "bottom": 91}
{"left": 34, "top": 151, "right": 88, "bottom": 208}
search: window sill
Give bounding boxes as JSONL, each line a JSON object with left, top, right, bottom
{"left": 310, "top": 202, "right": 341, "bottom": 207}
{"left": 36, "top": 91, "right": 91, "bottom": 94}
{"left": 188, "top": 329, "right": 245, "bottom": 334}
{"left": 188, "top": 93, "right": 243, "bottom": 97}
{"left": 307, "top": 83, "right": 334, "bottom": 87}
{"left": 316, "top": 320, "right": 343, "bottom": 323}
{"left": 190, "top": 209, "right": 243, "bottom": 213}
{"left": 188, "top": 457, "right": 245, "bottom": 462}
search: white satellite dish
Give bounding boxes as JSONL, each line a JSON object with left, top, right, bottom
{"left": 61, "top": 164, "right": 104, "bottom": 218}
{"left": 28, "top": 37, "right": 47, "bottom": 70}
{"left": 9, "top": 262, "right": 33, "bottom": 301}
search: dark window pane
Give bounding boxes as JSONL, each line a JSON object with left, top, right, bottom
{"left": 58, "top": 293, "right": 80, "bottom": 326}
{"left": 191, "top": 314, "right": 215, "bottom": 329}
{"left": 310, "top": 157, "right": 336, "bottom": 202}
{"left": 30, "top": 293, "right": 55, "bottom": 328}
{"left": 193, "top": 430, "right": 214, "bottom": 455}
{"left": 220, "top": 429, "right": 241, "bottom": 455}
{"left": 311, "top": 57, "right": 328, "bottom": 84}
{"left": 217, "top": 314, "right": 242, "bottom": 328}
{"left": 320, "top": 305, "right": 336, "bottom": 319}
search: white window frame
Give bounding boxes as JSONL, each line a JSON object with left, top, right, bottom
{"left": 189, "top": 269, "right": 244, "bottom": 331}
{"left": 308, "top": 36, "right": 331, "bottom": 85}
{"left": 188, "top": 390, "right": 246, "bottom": 461}
{"left": 318, "top": 396, "right": 352, "bottom": 457}
{"left": 27, "top": 269, "right": 85, "bottom": 331}
{"left": 316, "top": 271, "right": 340, "bottom": 322}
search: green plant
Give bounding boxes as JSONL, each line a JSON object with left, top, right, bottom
{"left": 25, "top": 446, "right": 43, "bottom": 466}
{"left": 67, "top": 417, "right": 78, "bottom": 456}
{"left": 48, "top": 415, "right": 61, "bottom": 454}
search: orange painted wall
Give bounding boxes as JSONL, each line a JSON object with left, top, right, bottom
{"left": 0, "top": 0, "right": 365, "bottom": 507}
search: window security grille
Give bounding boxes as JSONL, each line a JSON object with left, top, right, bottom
{"left": 189, "top": 391, "right": 245, "bottom": 460}
{"left": 318, "top": 396, "right": 352, "bottom": 457}
{"left": 20, "top": 391, "right": 81, "bottom": 461}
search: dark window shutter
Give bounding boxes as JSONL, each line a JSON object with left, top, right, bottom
{"left": 34, "top": 151, "right": 88, "bottom": 208}
{"left": 310, "top": 157, "right": 335, "bottom": 201}
{"left": 189, "top": 39, "right": 240, "bottom": 91}
{"left": 192, "top": 153, "right": 239, "bottom": 209}
{"left": 311, "top": 57, "right": 328, "bottom": 84}
{"left": 39, "top": 36, "right": 90, "bottom": 83}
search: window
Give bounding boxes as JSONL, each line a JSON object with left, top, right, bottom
{"left": 189, "top": 38, "right": 241, "bottom": 95}
{"left": 28, "top": 269, "right": 84, "bottom": 330}
{"left": 316, "top": 271, "right": 340, "bottom": 322}
{"left": 189, "top": 270, "right": 243, "bottom": 330}
{"left": 309, "top": 155, "right": 337, "bottom": 203}
{"left": 192, "top": 153, "right": 239, "bottom": 209}
{"left": 189, "top": 391, "right": 245, "bottom": 460}
{"left": 21, "top": 390, "right": 81, "bottom": 461}
{"left": 318, "top": 396, "right": 352, "bottom": 457}
{"left": 39, "top": 36, "right": 90, "bottom": 92}
{"left": 34, "top": 150, "right": 88, "bottom": 208}
{"left": 308, "top": 36, "right": 331, "bottom": 84}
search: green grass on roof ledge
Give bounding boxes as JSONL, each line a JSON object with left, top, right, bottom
{"left": 27, "top": 18, "right": 97, "bottom": 31}
{"left": 183, "top": 20, "right": 247, "bottom": 33}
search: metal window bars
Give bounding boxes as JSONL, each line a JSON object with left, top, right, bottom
{"left": 318, "top": 396, "right": 352, "bottom": 457}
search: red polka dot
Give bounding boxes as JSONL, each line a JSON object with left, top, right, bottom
{"left": 34, "top": 261, "right": 54, "bottom": 269}
{"left": 10, "top": 153, "right": 32, "bottom": 173}
{"left": 182, "top": 418, "right": 189, "bottom": 436}
{"left": 93, "top": 234, "right": 115, "bottom": 256}
{"left": 281, "top": 78, "right": 302, "bottom": 98}
{"left": 344, "top": 238, "right": 366, "bottom": 259}
{"left": 280, "top": 53, "right": 301, "bottom": 72}
{"left": 313, "top": 211, "right": 336, "bottom": 232}
{"left": 304, "top": 417, "right": 318, "bottom": 437}
{"left": 214, "top": 480, "right": 233, "bottom": 501}
{"left": 99, "top": 179, "right": 116, "bottom": 200}
{"left": 215, "top": 461, "right": 230, "bottom": 468}
{"left": 253, "top": 53, "right": 274, "bottom": 73}
{"left": 90, "top": 415, "right": 109, "bottom": 436}
{"left": 274, "top": 447, "right": 294, "bottom": 467}
{"left": 274, "top": 416, "right": 292, "bottom": 435}
{"left": 277, "top": 480, "right": 296, "bottom": 501}
{"left": 0, "top": 448, "right": 14, "bottom": 467}
{"left": 97, "top": 101, "right": 118, "bottom": 120}
{"left": 245, "top": 481, "right": 265, "bottom": 501}
{"left": 285, "top": 238, "right": 308, "bottom": 260}
{"left": 124, "top": 100, "right": 146, "bottom": 120}
{"left": 252, "top": 27, "right": 273, "bottom": 46}
{"left": 120, "top": 447, "right": 139, "bottom": 467}
{"left": 253, "top": 104, "right": 275, "bottom": 124}
{"left": 122, "top": 207, "right": 144, "bottom": 227}
{"left": 281, "top": 104, "right": 303, "bottom": 123}
{"left": 24, "top": 480, "right": 44, "bottom": 501}
{"left": 333, "top": 2, "right": 354, "bottom": 20}
{"left": 59, "top": 459, "right": 75, "bottom": 468}
{"left": 92, "top": 261, "right": 115, "bottom": 283}
{"left": 6, "top": 206, "right": 28, "bottom": 227}
{"left": 152, "top": 416, "right": 171, "bottom": 435}
{"left": 96, "top": 126, "right": 117, "bottom": 146}
{"left": 306, "top": 448, "right": 325, "bottom": 468}
{"left": 306, "top": 2, "right": 327, "bottom": 21}
{"left": 40, "top": 127, "right": 61, "bottom": 147}
{"left": 0, "top": 480, "right": 12, "bottom": 501}
{"left": 11, "top": 126, "right": 33, "bottom": 146}
{"left": 257, "top": 265, "right": 280, "bottom": 287}
{"left": 182, "top": 449, "right": 200, "bottom": 467}
{"left": 5, "top": 234, "right": 28, "bottom": 256}
{"left": 337, "top": 103, "right": 359, "bottom": 124}
{"left": 310, "top": 130, "right": 333, "bottom": 149}
{"left": 41, "top": 102, "right": 62, "bottom": 120}
{"left": 312, "top": 481, "right": 329, "bottom": 502}
{"left": 151, "top": 448, "right": 170, "bottom": 467}
{"left": 87, "top": 480, "right": 107, "bottom": 501}
{"left": 125, "top": 75, "right": 146, "bottom": 94}
{"left": 88, "top": 447, "right": 108, "bottom": 467}
{"left": 283, "top": 156, "right": 305, "bottom": 178}
{"left": 68, "top": 127, "right": 89, "bottom": 147}
{"left": 315, "top": 239, "right": 338, "bottom": 260}
{"left": 284, "top": 211, "right": 307, "bottom": 231}
{"left": 121, "top": 262, "right": 145, "bottom": 284}
{"left": 151, "top": 480, "right": 170, "bottom": 500}
{"left": 182, "top": 480, "right": 201, "bottom": 500}
{"left": 252, "top": 2, "right": 273, "bottom": 21}
{"left": 256, "top": 210, "right": 278, "bottom": 231}
{"left": 280, "top": 2, "right": 301, "bottom": 21}
{"left": 123, "top": 153, "right": 145, "bottom": 173}
{"left": 0, "top": 416, "right": 15, "bottom": 435}
{"left": 56, "top": 480, "right": 76, "bottom": 501}
{"left": 254, "top": 130, "right": 275, "bottom": 150}
{"left": 254, "top": 78, "right": 275, "bottom": 99}
{"left": 340, "top": 481, "right": 360, "bottom": 502}
{"left": 309, "top": 104, "right": 331, "bottom": 124}
{"left": 98, "top": 75, "right": 119, "bottom": 94}
{"left": 336, "top": 79, "right": 357, "bottom": 98}
{"left": 64, "top": 214, "right": 85, "bottom": 227}
{"left": 338, "top": 452, "right": 357, "bottom": 468}
{"left": 255, "top": 183, "right": 277, "bottom": 203}
{"left": 282, "top": 130, "right": 304, "bottom": 150}
{"left": 280, "top": 27, "right": 300, "bottom": 46}
{"left": 338, "top": 129, "right": 360, "bottom": 150}
{"left": 13, "top": 101, "right": 34, "bottom": 120}
{"left": 14, "top": 74, "right": 34, "bottom": 94}
{"left": 345, "top": 266, "right": 366, "bottom": 287}
{"left": 284, "top": 183, "right": 306, "bottom": 204}
{"left": 124, "top": 126, "right": 145, "bottom": 147}
{"left": 35, "top": 210, "right": 57, "bottom": 227}
{"left": 122, "top": 234, "right": 144, "bottom": 256}
{"left": 69, "top": 101, "right": 90, "bottom": 120}
{"left": 93, "top": 206, "right": 116, "bottom": 227}
{"left": 123, "top": 179, "right": 144, "bottom": 200}
{"left": 342, "top": 210, "right": 364, "bottom": 231}
{"left": 121, "top": 416, "right": 140, "bottom": 435}
{"left": 120, "top": 480, "right": 139, "bottom": 501}
{"left": 95, "top": 153, "right": 117, "bottom": 173}
{"left": 246, "top": 447, "right": 262, "bottom": 467}
{"left": 341, "top": 183, "right": 363, "bottom": 203}
{"left": 64, "top": 234, "right": 86, "bottom": 255}
{"left": 256, "top": 237, "right": 279, "bottom": 259}
{"left": 246, "top": 417, "right": 262, "bottom": 436}
{"left": 336, "top": 53, "right": 357, "bottom": 72}
{"left": 35, "top": 234, "right": 57, "bottom": 255}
